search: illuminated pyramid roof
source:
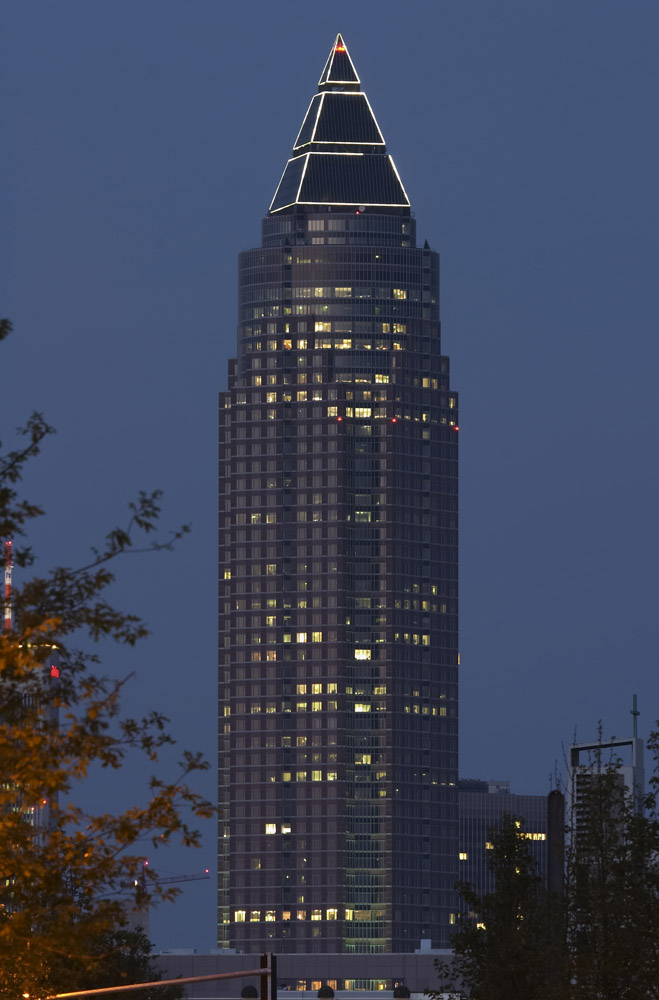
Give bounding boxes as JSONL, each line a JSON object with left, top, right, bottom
{"left": 318, "top": 33, "right": 360, "bottom": 88}
{"left": 270, "top": 34, "right": 409, "bottom": 213}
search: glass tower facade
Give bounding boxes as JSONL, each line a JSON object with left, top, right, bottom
{"left": 458, "top": 780, "right": 548, "bottom": 901}
{"left": 219, "top": 35, "right": 459, "bottom": 953}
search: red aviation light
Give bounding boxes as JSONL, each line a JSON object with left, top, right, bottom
{"left": 337, "top": 416, "right": 343, "bottom": 422}
{"left": 391, "top": 418, "right": 397, "bottom": 423}
{"left": 453, "top": 425, "right": 459, "bottom": 431}
{"left": 335, "top": 43, "right": 346, "bottom": 52}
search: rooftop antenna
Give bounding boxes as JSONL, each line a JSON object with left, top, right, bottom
{"left": 3, "top": 540, "right": 12, "bottom": 632}
{"left": 631, "top": 693, "right": 640, "bottom": 739}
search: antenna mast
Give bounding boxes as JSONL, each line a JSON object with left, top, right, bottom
{"left": 3, "top": 539, "right": 12, "bottom": 632}
{"left": 631, "top": 692, "right": 640, "bottom": 739}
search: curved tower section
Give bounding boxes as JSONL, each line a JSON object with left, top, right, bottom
{"left": 219, "top": 35, "right": 459, "bottom": 954}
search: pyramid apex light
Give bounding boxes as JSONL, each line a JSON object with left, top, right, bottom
{"left": 318, "top": 33, "right": 360, "bottom": 89}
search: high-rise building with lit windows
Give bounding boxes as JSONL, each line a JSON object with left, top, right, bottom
{"left": 458, "top": 780, "right": 549, "bottom": 902}
{"left": 218, "top": 35, "right": 459, "bottom": 954}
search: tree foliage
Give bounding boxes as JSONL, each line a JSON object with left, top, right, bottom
{"left": 429, "top": 816, "right": 568, "bottom": 1000}
{"left": 0, "top": 319, "right": 212, "bottom": 998}
{"left": 431, "top": 734, "right": 659, "bottom": 1000}
{"left": 565, "top": 736, "right": 659, "bottom": 1000}
{"left": 43, "top": 921, "right": 184, "bottom": 1000}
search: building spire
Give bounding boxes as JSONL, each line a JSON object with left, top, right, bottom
{"left": 269, "top": 34, "right": 409, "bottom": 214}
{"left": 318, "top": 34, "right": 360, "bottom": 90}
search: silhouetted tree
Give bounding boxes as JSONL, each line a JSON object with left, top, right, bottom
{"left": 0, "top": 319, "right": 211, "bottom": 998}
{"left": 429, "top": 815, "right": 568, "bottom": 1000}
{"left": 48, "top": 920, "right": 183, "bottom": 1000}
{"left": 430, "top": 733, "right": 659, "bottom": 1000}
{"left": 565, "top": 735, "right": 659, "bottom": 999}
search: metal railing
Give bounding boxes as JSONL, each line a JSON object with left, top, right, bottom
{"left": 44, "top": 952, "right": 277, "bottom": 1000}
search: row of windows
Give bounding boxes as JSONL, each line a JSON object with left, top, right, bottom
{"left": 226, "top": 501, "right": 335, "bottom": 524}
{"left": 307, "top": 219, "right": 349, "bottom": 231}
{"left": 245, "top": 302, "right": 423, "bottom": 321}
{"left": 308, "top": 236, "right": 381, "bottom": 246}
{"left": 234, "top": 907, "right": 339, "bottom": 922}
{"left": 230, "top": 445, "right": 340, "bottom": 460}
{"left": 293, "top": 510, "right": 338, "bottom": 522}
{"left": 234, "top": 737, "right": 338, "bottom": 752}
{"left": 238, "top": 317, "right": 417, "bottom": 339}
{"left": 234, "top": 767, "right": 341, "bottom": 782}
{"left": 282, "top": 770, "right": 338, "bottom": 781}
{"left": 243, "top": 283, "right": 415, "bottom": 302}
{"left": 239, "top": 340, "right": 426, "bottom": 361}
{"left": 232, "top": 756, "right": 340, "bottom": 772}
{"left": 282, "top": 320, "right": 408, "bottom": 335}
{"left": 294, "top": 682, "right": 338, "bottom": 694}
{"left": 248, "top": 296, "right": 418, "bottom": 322}
{"left": 227, "top": 613, "right": 334, "bottom": 629}
{"left": 228, "top": 551, "right": 342, "bottom": 570}
{"left": 226, "top": 649, "right": 279, "bottom": 661}
{"left": 240, "top": 269, "right": 421, "bottom": 291}
{"left": 222, "top": 632, "right": 452, "bottom": 663}
{"left": 403, "top": 705, "right": 447, "bottom": 716}
{"left": 227, "top": 416, "right": 442, "bottom": 438}
{"left": 230, "top": 481, "right": 343, "bottom": 499}
{"left": 224, "top": 699, "right": 388, "bottom": 716}
{"left": 226, "top": 392, "right": 450, "bottom": 424}
{"left": 228, "top": 596, "right": 336, "bottom": 611}
{"left": 226, "top": 699, "right": 338, "bottom": 714}
{"left": 232, "top": 815, "right": 336, "bottom": 836}
{"left": 224, "top": 579, "right": 340, "bottom": 595}
{"left": 231, "top": 372, "right": 443, "bottom": 393}
{"left": 227, "top": 421, "right": 452, "bottom": 448}
{"left": 394, "top": 599, "right": 451, "bottom": 612}
{"left": 245, "top": 299, "right": 418, "bottom": 320}
{"left": 233, "top": 377, "right": 445, "bottom": 403}
{"left": 230, "top": 386, "right": 402, "bottom": 407}
{"left": 233, "top": 757, "right": 340, "bottom": 772}
{"left": 289, "top": 286, "right": 410, "bottom": 300}
{"left": 224, "top": 619, "right": 356, "bottom": 638}
{"left": 226, "top": 644, "right": 358, "bottom": 659}
{"left": 222, "top": 712, "right": 340, "bottom": 732}
{"left": 242, "top": 281, "right": 429, "bottom": 305}
{"left": 301, "top": 215, "right": 411, "bottom": 235}
{"left": 227, "top": 468, "right": 340, "bottom": 485}
{"left": 225, "top": 426, "right": 450, "bottom": 455}
{"left": 242, "top": 249, "right": 431, "bottom": 268}
{"left": 242, "top": 372, "right": 394, "bottom": 389}
{"left": 228, "top": 500, "right": 339, "bottom": 516}
{"left": 233, "top": 386, "right": 330, "bottom": 402}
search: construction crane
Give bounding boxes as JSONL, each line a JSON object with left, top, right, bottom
{"left": 120, "top": 861, "right": 210, "bottom": 937}
{"left": 121, "top": 860, "right": 210, "bottom": 892}
{"left": 156, "top": 870, "right": 211, "bottom": 886}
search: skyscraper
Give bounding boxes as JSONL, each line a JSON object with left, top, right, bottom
{"left": 569, "top": 732, "right": 645, "bottom": 849}
{"left": 219, "top": 35, "right": 459, "bottom": 954}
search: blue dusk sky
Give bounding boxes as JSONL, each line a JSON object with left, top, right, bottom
{"left": 2, "top": 0, "right": 659, "bottom": 952}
